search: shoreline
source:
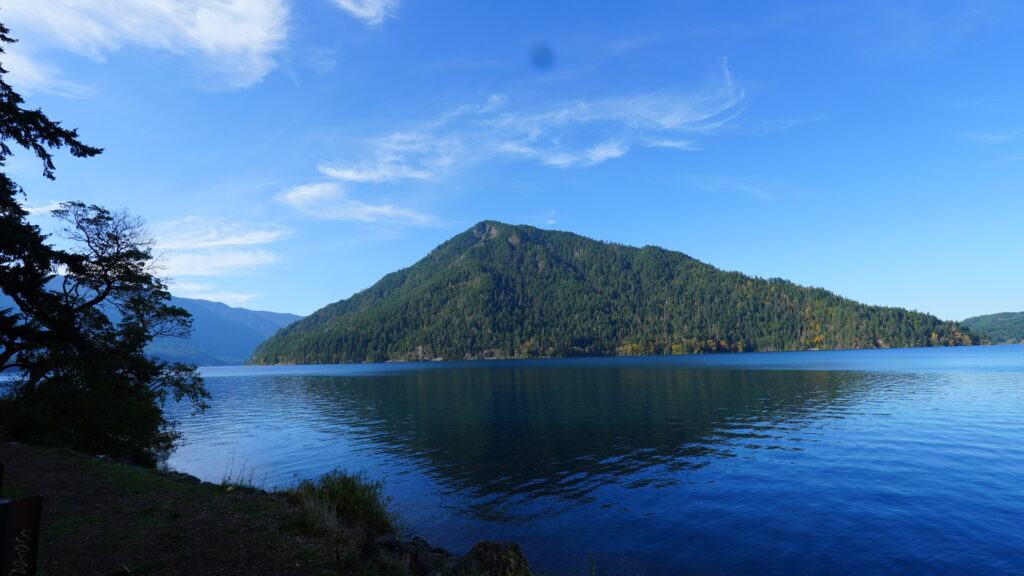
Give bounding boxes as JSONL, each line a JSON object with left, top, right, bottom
{"left": 246, "top": 340, "right": 996, "bottom": 367}
{"left": 0, "top": 442, "right": 533, "bottom": 575}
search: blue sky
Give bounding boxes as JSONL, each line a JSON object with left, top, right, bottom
{"left": 3, "top": 0, "right": 1022, "bottom": 320}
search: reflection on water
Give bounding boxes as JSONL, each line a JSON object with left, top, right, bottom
{"left": 167, "top": 347, "right": 1024, "bottom": 575}
{"left": 294, "top": 368, "right": 866, "bottom": 517}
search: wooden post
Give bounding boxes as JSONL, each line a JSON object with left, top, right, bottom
{"left": 1, "top": 495, "right": 43, "bottom": 576}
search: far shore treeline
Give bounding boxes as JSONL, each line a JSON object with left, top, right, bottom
{"left": 962, "top": 311, "right": 1024, "bottom": 344}
{"left": 251, "top": 221, "right": 978, "bottom": 365}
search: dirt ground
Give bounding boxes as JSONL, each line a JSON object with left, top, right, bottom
{"left": 0, "top": 442, "right": 342, "bottom": 576}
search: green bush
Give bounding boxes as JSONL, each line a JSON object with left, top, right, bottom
{"left": 0, "top": 374, "right": 176, "bottom": 467}
{"left": 292, "top": 469, "right": 398, "bottom": 536}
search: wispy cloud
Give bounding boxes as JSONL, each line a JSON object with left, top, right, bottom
{"left": 646, "top": 139, "right": 700, "bottom": 150}
{"left": 1, "top": 45, "right": 91, "bottom": 97}
{"left": 155, "top": 217, "right": 292, "bottom": 250}
{"left": 166, "top": 281, "right": 260, "bottom": 305}
{"left": 961, "top": 131, "right": 1018, "bottom": 145}
{"left": 277, "top": 182, "right": 431, "bottom": 224}
{"left": 691, "top": 177, "right": 774, "bottom": 201}
{"left": 305, "top": 61, "right": 742, "bottom": 186}
{"left": 304, "top": 47, "right": 339, "bottom": 75}
{"left": 280, "top": 62, "right": 744, "bottom": 225}
{"left": 986, "top": 154, "right": 1024, "bottom": 166}
{"left": 23, "top": 201, "right": 65, "bottom": 215}
{"left": 330, "top": 0, "right": 400, "bottom": 26}
{"left": 3, "top": 0, "right": 290, "bottom": 89}
{"left": 318, "top": 159, "right": 434, "bottom": 183}
{"left": 749, "top": 112, "right": 829, "bottom": 137}
{"left": 540, "top": 139, "right": 629, "bottom": 168}
{"left": 159, "top": 248, "right": 281, "bottom": 277}
{"left": 154, "top": 217, "right": 289, "bottom": 279}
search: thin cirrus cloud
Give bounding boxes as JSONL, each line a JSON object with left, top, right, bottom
{"left": 156, "top": 216, "right": 292, "bottom": 250}
{"left": 1, "top": 46, "right": 91, "bottom": 97}
{"left": 285, "top": 64, "right": 746, "bottom": 223}
{"left": 2, "top": 0, "right": 290, "bottom": 89}
{"left": 154, "top": 217, "right": 291, "bottom": 278}
{"left": 316, "top": 63, "right": 744, "bottom": 179}
{"left": 277, "top": 182, "right": 431, "bottom": 224}
{"left": 163, "top": 278, "right": 260, "bottom": 305}
{"left": 692, "top": 177, "right": 774, "bottom": 201}
{"left": 158, "top": 248, "right": 281, "bottom": 278}
{"left": 330, "top": 0, "right": 401, "bottom": 26}
{"left": 960, "top": 131, "right": 1018, "bottom": 145}
{"left": 165, "top": 281, "right": 260, "bottom": 305}
{"left": 290, "top": 62, "right": 745, "bottom": 215}
{"left": 319, "top": 161, "right": 434, "bottom": 183}
{"left": 539, "top": 139, "right": 629, "bottom": 168}
{"left": 23, "top": 201, "right": 66, "bottom": 215}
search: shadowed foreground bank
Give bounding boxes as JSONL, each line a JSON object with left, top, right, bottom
{"left": 0, "top": 442, "right": 531, "bottom": 575}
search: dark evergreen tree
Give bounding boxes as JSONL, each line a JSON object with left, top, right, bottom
{"left": 0, "top": 23, "right": 208, "bottom": 465}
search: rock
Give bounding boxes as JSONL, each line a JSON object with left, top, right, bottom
{"left": 406, "top": 536, "right": 464, "bottom": 575}
{"left": 363, "top": 534, "right": 530, "bottom": 576}
{"left": 434, "top": 554, "right": 463, "bottom": 576}
{"left": 375, "top": 533, "right": 400, "bottom": 549}
{"left": 411, "top": 537, "right": 436, "bottom": 574}
{"left": 361, "top": 532, "right": 400, "bottom": 559}
{"left": 456, "top": 541, "right": 531, "bottom": 576}
{"left": 159, "top": 471, "right": 202, "bottom": 485}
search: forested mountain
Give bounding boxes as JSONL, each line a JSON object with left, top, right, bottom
{"left": 148, "top": 297, "right": 302, "bottom": 365}
{"left": 251, "top": 221, "right": 977, "bottom": 365}
{"left": 961, "top": 312, "right": 1024, "bottom": 344}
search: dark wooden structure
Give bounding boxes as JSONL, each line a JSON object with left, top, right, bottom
{"left": 1, "top": 462, "right": 43, "bottom": 576}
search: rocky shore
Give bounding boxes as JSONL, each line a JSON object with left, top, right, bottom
{"left": 363, "top": 534, "right": 530, "bottom": 576}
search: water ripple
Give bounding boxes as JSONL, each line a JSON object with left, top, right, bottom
{"left": 167, "top": 346, "right": 1024, "bottom": 575}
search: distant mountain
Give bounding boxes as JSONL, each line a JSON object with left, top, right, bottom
{"left": 149, "top": 297, "right": 302, "bottom": 365}
{"left": 1, "top": 289, "right": 301, "bottom": 366}
{"left": 961, "top": 312, "right": 1024, "bottom": 344}
{"left": 251, "top": 221, "right": 977, "bottom": 365}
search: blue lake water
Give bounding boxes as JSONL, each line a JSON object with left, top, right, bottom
{"left": 166, "top": 345, "right": 1024, "bottom": 575}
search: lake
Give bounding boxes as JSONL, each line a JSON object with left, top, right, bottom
{"left": 166, "top": 345, "right": 1024, "bottom": 575}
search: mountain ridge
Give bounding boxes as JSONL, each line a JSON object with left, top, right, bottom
{"left": 149, "top": 297, "right": 302, "bottom": 365}
{"left": 961, "top": 311, "right": 1024, "bottom": 344}
{"left": 251, "top": 221, "right": 977, "bottom": 365}
{"left": 0, "top": 288, "right": 301, "bottom": 366}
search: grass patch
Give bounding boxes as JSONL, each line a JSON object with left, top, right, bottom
{"left": 290, "top": 469, "right": 398, "bottom": 536}
{"left": 1, "top": 487, "right": 29, "bottom": 499}
{"left": 142, "top": 505, "right": 164, "bottom": 517}
{"left": 2, "top": 442, "right": 348, "bottom": 574}
{"left": 220, "top": 456, "right": 267, "bottom": 492}
{"left": 45, "top": 520, "right": 78, "bottom": 538}
{"left": 84, "top": 457, "right": 204, "bottom": 495}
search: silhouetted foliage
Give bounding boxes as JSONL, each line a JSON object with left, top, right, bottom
{"left": 0, "top": 23, "right": 207, "bottom": 466}
{"left": 252, "top": 221, "right": 977, "bottom": 365}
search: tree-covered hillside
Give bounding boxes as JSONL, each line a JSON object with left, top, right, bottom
{"left": 962, "top": 312, "right": 1024, "bottom": 344}
{"left": 251, "top": 221, "right": 976, "bottom": 364}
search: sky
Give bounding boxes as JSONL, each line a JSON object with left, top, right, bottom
{"left": 2, "top": 0, "right": 1022, "bottom": 321}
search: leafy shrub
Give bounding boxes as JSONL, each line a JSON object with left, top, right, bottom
{"left": 292, "top": 469, "right": 398, "bottom": 536}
